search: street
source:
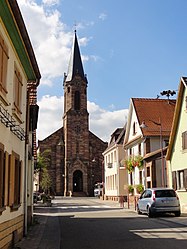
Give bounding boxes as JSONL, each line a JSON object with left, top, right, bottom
{"left": 16, "top": 197, "right": 187, "bottom": 249}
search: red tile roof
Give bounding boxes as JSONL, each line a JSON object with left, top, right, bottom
{"left": 132, "top": 98, "right": 176, "bottom": 137}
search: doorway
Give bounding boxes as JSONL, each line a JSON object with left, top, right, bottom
{"left": 73, "top": 170, "right": 83, "bottom": 192}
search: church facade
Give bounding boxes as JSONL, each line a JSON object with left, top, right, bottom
{"left": 38, "top": 32, "right": 107, "bottom": 196}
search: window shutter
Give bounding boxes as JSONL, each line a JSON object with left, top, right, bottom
{"left": 4, "top": 151, "right": 9, "bottom": 206}
{"left": 146, "top": 138, "right": 150, "bottom": 154}
{"left": 0, "top": 34, "right": 8, "bottom": 90}
{"left": 0, "top": 149, "right": 3, "bottom": 208}
{"left": 2, "top": 44, "right": 8, "bottom": 89}
{"left": 172, "top": 171, "right": 177, "bottom": 190}
{"left": 0, "top": 35, "right": 3, "bottom": 84}
{"left": 184, "top": 169, "right": 187, "bottom": 190}
{"left": 182, "top": 131, "right": 187, "bottom": 150}
{"left": 9, "top": 154, "right": 15, "bottom": 206}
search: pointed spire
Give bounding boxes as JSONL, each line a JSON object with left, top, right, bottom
{"left": 65, "top": 30, "right": 85, "bottom": 82}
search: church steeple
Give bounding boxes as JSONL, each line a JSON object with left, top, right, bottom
{"left": 65, "top": 30, "right": 86, "bottom": 82}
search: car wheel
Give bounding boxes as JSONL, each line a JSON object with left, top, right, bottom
{"left": 147, "top": 206, "right": 153, "bottom": 218}
{"left": 174, "top": 211, "right": 181, "bottom": 217}
{"left": 137, "top": 205, "right": 141, "bottom": 214}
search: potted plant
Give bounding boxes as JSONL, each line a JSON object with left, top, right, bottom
{"left": 128, "top": 185, "right": 134, "bottom": 195}
{"left": 131, "top": 155, "right": 143, "bottom": 169}
{"left": 136, "top": 184, "right": 144, "bottom": 194}
{"left": 124, "top": 157, "right": 135, "bottom": 173}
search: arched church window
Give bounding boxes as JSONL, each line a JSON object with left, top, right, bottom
{"left": 74, "top": 91, "right": 80, "bottom": 110}
{"left": 68, "top": 87, "right": 70, "bottom": 93}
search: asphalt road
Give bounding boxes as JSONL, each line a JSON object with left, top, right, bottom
{"left": 17, "top": 197, "right": 187, "bottom": 249}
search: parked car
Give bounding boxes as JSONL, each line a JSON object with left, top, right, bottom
{"left": 94, "top": 183, "right": 103, "bottom": 197}
{"left": 137, "top": 188, "right": 181, "bottom": 217}
{"left": 33, "top": 192, "right": 42, "bottom": 203}
{"left": 33, "top": 192, "right": 38, "bottom": 203}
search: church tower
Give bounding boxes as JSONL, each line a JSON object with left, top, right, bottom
{"left": 63, "top": 31, "right": 90, "bottom": 196}
{"left": 38, "top": 31, "right": 107, "bottom": 197}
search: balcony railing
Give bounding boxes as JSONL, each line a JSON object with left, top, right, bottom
{"left": 107, "top": 163, "right": 113, "bottom": 168}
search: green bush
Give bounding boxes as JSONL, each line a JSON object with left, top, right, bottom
{"left": 128, "top": 185, "right": 134, "bottom": 194}
{"left": 136, "top": 184, "right": 144, "bottom": 194}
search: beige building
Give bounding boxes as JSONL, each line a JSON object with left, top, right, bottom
{"left": 103, "top": 127, "right": 128, "bottom": 201}
{"left": 0, "top": 1, "right": 40, "bottom": 248}
{"left": 167, "top": 77, "right": 187, "bottom": 213}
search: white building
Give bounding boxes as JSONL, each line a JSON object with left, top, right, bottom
{"left": 123, "top": 98, "right": 175, "bottom": 193}
{"left": 0, "top": 1, "right": 40, "bottom": 248}
{"left": 103, "top": 127, "right": 128, "bottom": 201}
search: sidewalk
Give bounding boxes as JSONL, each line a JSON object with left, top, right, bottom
{"left": 15, "top": 198, "right": 187, "bottom": 249}
{"left": 14, "top": 213, "right": 48, "bottom": 249}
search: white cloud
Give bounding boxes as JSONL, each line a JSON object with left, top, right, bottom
{"left": 42, "top": 0, "right": 60, "bottom": 6}
{"left": 17, "top": 0, "right": 90, "bottom": 86}
{"left": 37, "top": 95, "right": 64, "bottom": 141}
{"left": 37, "top": 96, "right": 128, "bottom": 142}
{"left": 88, "top": 102, "right": 128, "bottom": 142}
{"left": 17, "top": 1, "right": 128, "bottom": 143}
{"left": 99, "top": 13, "right": 107, "bottom": 21}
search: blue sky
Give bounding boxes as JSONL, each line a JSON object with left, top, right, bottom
{"left": 17, "top": 0, "right": 187, "bottom": 141}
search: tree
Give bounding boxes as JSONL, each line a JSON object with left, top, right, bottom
{"left": 36, "top": 149, "right": 52, "bottom": 195}
{"left": 40, "top": 167, "right": 51, "bottom": 195}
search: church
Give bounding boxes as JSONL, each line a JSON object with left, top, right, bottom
{"left": 38, "top": 31, "right": 108, "bottom": 196}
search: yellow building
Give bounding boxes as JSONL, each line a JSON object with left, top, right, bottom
{"left": 0, "top": 1, "right": 41, "bottom": 248}
{"left": 167, "top": 77, "right": 187, "bottom": 213}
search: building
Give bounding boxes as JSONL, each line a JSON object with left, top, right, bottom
{"left": 166, "top": 77, "right": 187, "bottom": 213}
{"left": 103, "top": 126, "right": 128, "bottom": 201}
{"left": 0, "top": 1, "right": 41, "bottom": 248}
{"left": 123, "top": 98, "right": 176, "bottom": 193}
{"left": 38, "top": 31, "right": 107, "bottom": 197}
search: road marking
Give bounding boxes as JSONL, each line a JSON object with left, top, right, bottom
{"left": 130, "top": 227, "right": 187, "bottom": 240}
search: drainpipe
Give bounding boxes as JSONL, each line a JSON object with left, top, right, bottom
{"left": 23, "top": 90, "right": 30, "bottom": 236}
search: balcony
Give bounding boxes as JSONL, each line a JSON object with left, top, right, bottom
{"left": 107, "top": 163, "right": 113, "bottom": 168}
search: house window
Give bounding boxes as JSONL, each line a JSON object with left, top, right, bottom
{"left": 114, "top": 151, "right": 116, "bottom": 162}
{"left": 182, "top": 131, "right": 187, "bottom": 150}
{"left": 133, "top": 122, "right": 138, "bottom": 135}
{"left": 111, "top": 152, "right": 113, "bottom": 163}
{"left": 177, "top": 170, "right": 185, "bottom": 190}
{"left": 138, "top": 143, "right": 141, "bottom": 155}
{"left": 129, "top": 148, "right": 132, "bottom": 156}
{"left": 9, "top": 152, "right": 22, "bottom": 209}
{"left": 147, "top": 166, "right": 150, "bottom": 177}
{"left": 14, "top": 65, "right": 23, "bottom": 114}
{"left": 145, "top": 138, "right": 150, "bottom": 154}
{"left": 172, "top": 169, "right": 187, "bottom": 190}
{"left": 164, "top": 140, "right": 169, "bottom": 147}
{"left": 0, "top": 33, "right": 8, "bottom": 95}
{"left": 74, "top": 91, "right": 80, "bottom": 110}
{"left": 133, "top": 122, "right": 136, "bottom": 135}
{"left": 139, "top": 171, "right": 142, "bottom": 184}
{"left": 130, "top": 172, "right": 133, "bottom": 185}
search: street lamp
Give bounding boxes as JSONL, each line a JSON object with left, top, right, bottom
{"left": 140, "top": 118, "right": 165, "bottom": 187}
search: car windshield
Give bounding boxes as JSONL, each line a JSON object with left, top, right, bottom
{"left": 155, "top": 190, "right": 176, "bottom": 198}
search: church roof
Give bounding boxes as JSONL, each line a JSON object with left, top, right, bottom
{"left": 65, "top": 31, "right": 86, "bottom": 82}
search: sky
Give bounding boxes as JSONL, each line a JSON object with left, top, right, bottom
{"left": 17, "top": 0, "right": 187, "bottom": 142}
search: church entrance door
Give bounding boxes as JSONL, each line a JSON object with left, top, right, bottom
{"left": 73, "top": 170, "right": 83, "bottom": 192}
